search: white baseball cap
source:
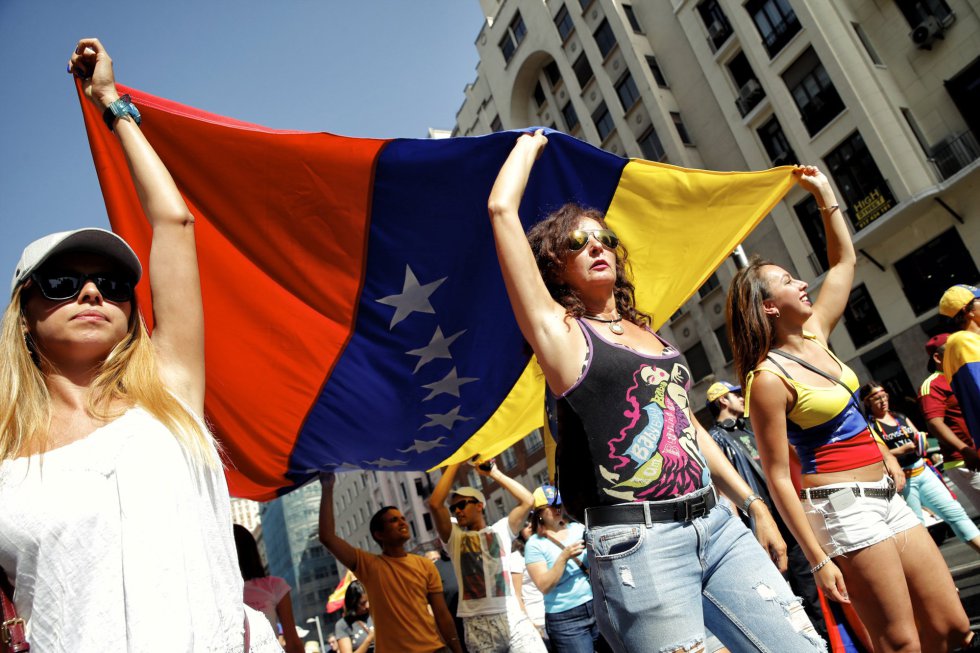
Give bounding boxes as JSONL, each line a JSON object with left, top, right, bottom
{"left": 11, "top": 228, "right": 142, "bottom": 297}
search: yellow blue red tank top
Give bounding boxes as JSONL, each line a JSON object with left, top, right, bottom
{"left": 745, "top": 333, "right": 882, "bottom": 474}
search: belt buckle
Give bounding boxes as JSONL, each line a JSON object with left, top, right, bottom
{"left": 682, "top": 493, "right": 708, "bottom": 521}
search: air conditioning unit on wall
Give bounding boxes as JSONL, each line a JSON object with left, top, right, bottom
{"left": 911, "top": 16, "right": 945, "bottom": 49}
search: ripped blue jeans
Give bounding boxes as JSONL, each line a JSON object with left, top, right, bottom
{"left": 586, "top": 492, "right": 825, "bottom": 653}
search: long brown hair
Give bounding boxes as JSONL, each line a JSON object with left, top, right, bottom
{"left": 726, "top": 256, "right": 777, "bottom": 386}
{"left": 527, "top": 203, "right": 651, "bottom": 326}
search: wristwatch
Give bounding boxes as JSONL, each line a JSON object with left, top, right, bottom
{"left": 103, "top": 94, "right": 142, "bottom": 132}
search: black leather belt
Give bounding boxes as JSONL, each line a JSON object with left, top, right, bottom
{"left": 585, "top": 490, "right": 716, "bottom": 528}
{"left": 800, "top": 484, "right": 895, "bottom": 501}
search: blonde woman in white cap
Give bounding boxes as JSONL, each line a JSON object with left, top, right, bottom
{"left": 0, "top": 39, "right": 278, "bottom": 652}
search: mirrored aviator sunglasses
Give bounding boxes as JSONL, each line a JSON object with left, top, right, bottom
{"left": 567, "top": 228, "right": 619, "bottom": 252}
{"left": 30, "top": 271, "right": 134, "bottom": 303}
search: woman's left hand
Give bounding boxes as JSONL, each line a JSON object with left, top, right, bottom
{"left": 793, "top": 165, "right": 832, "bottom": 197}
{"left": 68, "top": 38, "right": 119, "bottom": 111}
{"left": 884, "top": 453, "right": 906, "bottom": 493}
{"left": 749, "top": 502, "right": 788, "bottom": 573}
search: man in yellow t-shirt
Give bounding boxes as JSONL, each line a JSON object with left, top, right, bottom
{"left": 319, "top": 473, "right": 463, "bottom": 653}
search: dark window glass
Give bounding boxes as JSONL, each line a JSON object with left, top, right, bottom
{"left": 824, "top": 131, "right": 896, "bottom": 231}
{"left": 623, "top": 4, "right": 643, "bottom": 33}
{"left": 671, "top": 112, "right": 692, "bottom": 144}
{"left": 894, "top": 0, "right": 954, "bottom": 28}
{"left": 544, "top": 61, "right": 562, "bottom": 88}
{"left": 646, "top": 55, "right": 669, "bottom": 87}
{"left": 592, "top": 101, "right": 615, "bottom": 140}
{"left": 842, "top": 284, "right": 887, "bottom": 348}
{"left": 533, "top": 82, "right": 546, "bottom": 107}
{"left": 894, "top": 228, "right": 979, "bottom": 315}
{"left": 423, "top": 512, "right": 433, "bottom": 531}
{"left": 562, "top": 101, "right": 580, "bottom": 130}
{"left": 490, "top": 115, "right": 503, "bottom": 132}
{"left": 728, "top": 52, "right": 765, "bottom": 116}
{"left": 793, "top": 196, "right": 827, "bottom": 274}
{"left": 860, "top": 342, "right": 917, "bottom": 420}
{"left": 714, "top": 325, "right": 733, "bottom": 363}
{"left": 638, "top": 125, "right": 665, "bottom": 161}
{"left": 745, "top": 0, "right": 801, "bottom": 57}
{"left": 554, "top": 5, "right": 574, "bottom": 41}
{"left": 572, "top": 53, "right": 594, "bottom": 88}
{"left": 594, "top": 19, "right": 616, "bottom": 58}
{"left": 578, "top": 0, "right": 592, "bottom": 9}
{"left": 782, "top": 47, "right": 845, "bottom": 135}
{"left": 526, "top": 429, "right": 545, "bottom": 452}
{"left": 757, "top": 115, "right": 796, "bottom": 166}
{"left": 499, "top": 11, "right": 527, "bottom": 63}
{"left": 698, "top": 0, "right": 734, "bottom": 52}
{"left": 699, "top": 272, "right": 720, "bottom": 298}
{"left": 852, "top": 23, "right": 882, "bottom": 65}
{"left": 684, "top": 342, "right": 712, "bottom": 383}
{"left": 615, "top": 71, "right": 641, "bottom": 110}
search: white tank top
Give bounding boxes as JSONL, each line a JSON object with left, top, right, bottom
{"left": 0, "top": 406, "right": 269, "bottom": 652}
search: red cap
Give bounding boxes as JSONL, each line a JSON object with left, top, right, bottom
{"left": 925, "top": 333, "right": 949, "bottom": 358}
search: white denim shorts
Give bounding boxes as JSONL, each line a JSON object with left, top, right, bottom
{"left": 801, "top": 475, "right": 920, "bottom": 558}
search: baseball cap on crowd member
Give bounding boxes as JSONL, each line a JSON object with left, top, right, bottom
{"left": 925, "top": 334, "right": 950, "bottom": 372}
{"left": 938, "top": 284, "right": 980, "bottom": 318}
{"left": 706, "top": 381, "right": 741, "bottom": 404}
{"left": 451, "top": 486, "right": 485, "bottom": 504}
{"left": 11, "top": 228, "right": 143, "bottom": 297}
{"left": 532, "top": 484, "right": 561, "bottom": 509}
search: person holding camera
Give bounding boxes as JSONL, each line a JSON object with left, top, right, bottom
{"left": 428, "top": 459, "right": 547, "bottom": 652}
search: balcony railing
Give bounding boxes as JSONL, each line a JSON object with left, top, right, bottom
{"left": 930, "top": 130, "right": 980, "bottom": 180}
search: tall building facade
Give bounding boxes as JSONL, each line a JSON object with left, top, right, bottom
{"left": 230, "top": 497, "right": 262, "bottom": 533}
{"left": 454, "top": 0, "right": 979, "bottom": 421}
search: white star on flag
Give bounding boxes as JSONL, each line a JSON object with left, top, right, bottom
{"left": 398, "top": 437, "right": 449, "bottom": 454}
{"left": 376, "top": 265, "right": 447, "bottom": 329}
{"left": 421, "top": 367, "right": 479, "bottom": 401}
{"left": 406, "top": 326, "right": 466, "bottom": 373}
{"left": 363, "top": 457, "right": 409, "bottom": 467}
{"left": 421, "top": 406, "right": 472, "bottom": 430}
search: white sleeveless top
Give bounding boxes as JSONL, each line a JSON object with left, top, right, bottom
{"left": 0, "top": 406, "right": 273, "bottom": 652}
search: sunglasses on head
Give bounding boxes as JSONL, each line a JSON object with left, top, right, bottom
{"left": 568, "top": 229, "right": 619, "bottom": 252}
{"left": 30, "top": 270, "right": 134, "bottom": 303}
{"left": 449, "top": 498, "right": 480, "bottom": 512}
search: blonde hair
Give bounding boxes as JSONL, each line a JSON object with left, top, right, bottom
{"left": 0, "top": 286, "right": 218, "bottom": 467}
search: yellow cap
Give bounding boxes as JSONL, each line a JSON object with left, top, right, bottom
{"left": 706, "top": 381, "right": 740, "bottom": 403}
{"left": 939, "top": 284, "right": 980, "bottom": 318}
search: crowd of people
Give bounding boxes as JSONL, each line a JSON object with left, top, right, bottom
{"left": 1, "top": 41, "right": 979, "bottom": 653}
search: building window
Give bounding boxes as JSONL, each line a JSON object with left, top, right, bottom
{"left": 698, "top": 272, "right": 720, "bottom": 298}
{"left": 500, "top": 447, "right": 518, "bottom": 470}
{"left": 894, "top": 228, "right": 979, "bottom": 315}
{"left": 533, "top": 82, "right": 546, "bottom": 108}
{"left": 593, "top": 19, "right": 616, "bottom": 58}
{"left": 554, "top": 5, "right": 575, "bottom": 41}
{"left": 646, "top": 55, "right": 669, "bottom": 87}
{"left": 698, "top": 0, "right": 734, "bottom": 52}
{"left": 782, "top": 47, "right": 846, "bottom": 136}
{"left": 423, "top": 512, "right": 433, "bottom": 531}
{"left": 525, "top": 429, "right": 545, "bottom": 453}
{"left": 757, "top": 115, "right": 796, "bottom": 166}
{"left": 714, "top": 325, "right": 733, "bottom": 363}
{"left": 490, "top": 115, "right": 503, "bottom": 132}
{"left": 615, "top": 71, "right": 641, "bottom": 111}
{"left": 592, "top": 101, "right": 615, "bottom": 141}
{"left": 894, "top": 0, "right": 955, "bottom": 28}
{"left": 572, "top": 52, "right": 594, "bottom": 88}
{"left": 793, "top": 196, "right": 828, "bottom": 275}
{"left": 824, "top": 131, "right": 896, "bottom": 231}
{"left": 683, "top": 342, "right": 712, "bottom": 383}
{"left": 544, "top": 61, "right": 562, "bottom": 88}
{"left": 842, "top": 284, "right": 887, "bottom": 348}
{"left": 638, "top": 125, "right": 666, "bottom": 161}
{"left": 671, "top": 112, "right": 693, "bottom": 145}
{"left": 623, "top": 4, "right": 643, "bottom": 33}
{"left": 852, "top": 23, "right": 882, "bottom": 65}
{"left": 745, "top": 0, "right": 801, "bottom": 57}
{"left": 562, "top": 101, "right": 580, "bottom": 130}
{"left": 900, "top": 108, "right": 930, "bottom": 156}
{"left": 728, "top": 52, "right": 764, "bottom": 117}
{"left": 578, "top": 0, "right": 592, "bottom": 9}
{"left": 499, "top": 11, "right": 527, "bottom": 64}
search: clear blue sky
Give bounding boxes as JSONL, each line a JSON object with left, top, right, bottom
{"left": 0, "top": 0, "right": 485, "bottom": 295}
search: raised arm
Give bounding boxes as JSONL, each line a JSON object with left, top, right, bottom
{"left": 427, "top": 463, "right": 461, "bottom": 542}
{"left": 749, "top": 372, "right": 849, "bottom": 603}
{"left": 477, "top": 462, "right": 534, "bottom": 535}
{"left": 487, "top": 131, "right": 584, "bottom": 391}
{"left": 317, "top": 473, "right": 359, "bottom": 572}
{"left": 69, "top": 38, "right": 204, "bottom": 412}
{"left": 797, "top": 166, "right": 855, "bottom": 342}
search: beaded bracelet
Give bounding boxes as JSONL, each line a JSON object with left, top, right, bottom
{"left": 810, "top": 556, "right": 832, "bottom": 574}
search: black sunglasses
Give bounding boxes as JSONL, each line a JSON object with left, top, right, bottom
{"left": 568, "top": 228, "right": 619, "bottom": 252}
{"left": 30, "top": 271, "right": 134, "bottom": 303}
{"left": 449, "top": 498, "right": 480, "bottom": 512}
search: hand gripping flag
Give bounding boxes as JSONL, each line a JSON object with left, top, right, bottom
{"left": 77, "top": 82, "right": 794, "bottom": 499}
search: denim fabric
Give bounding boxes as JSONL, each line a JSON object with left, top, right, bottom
{"left": 586, "top": 490, "right": 825, "bottom": 653}
{"left": 903, "top": 467, "right": 980, "bottom": 542}
{"left": 462, "top": 607, "right": 548, "bottom": 653}
{"left": 544, "top": 600, "right": 602, "bottom": 653}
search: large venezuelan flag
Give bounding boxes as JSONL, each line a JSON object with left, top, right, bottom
{"left": 77, "top": 82, "right": 794, "bottom": 500}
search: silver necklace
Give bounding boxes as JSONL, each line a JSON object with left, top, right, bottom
{"left": 584, "top": 312, "right": 624, "bottom": 335}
